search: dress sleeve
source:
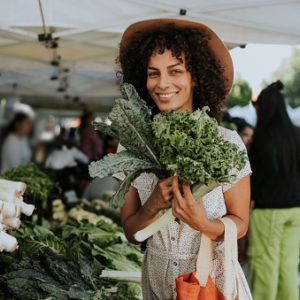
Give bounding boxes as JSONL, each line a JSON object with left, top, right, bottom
{"left": 222, "top": 130, "right": 252, "bottom": 193}
{"left": 112, "top": 144, "right": 153, "bottom": 190}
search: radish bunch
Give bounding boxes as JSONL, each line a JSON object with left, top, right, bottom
{"left": 0, "top": 179, "right": 34, "bottom": 252}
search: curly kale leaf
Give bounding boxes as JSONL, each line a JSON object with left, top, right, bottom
{"left": 152, "top": 107, "right": 247, "bottom": 185}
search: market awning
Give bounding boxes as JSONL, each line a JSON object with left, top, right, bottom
{"left": 0, "top": 0, "right": 299, "bottom": 110}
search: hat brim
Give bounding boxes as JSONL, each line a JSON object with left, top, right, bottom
{"left": 120, "top": 18, "right": 234, "bottom": 97}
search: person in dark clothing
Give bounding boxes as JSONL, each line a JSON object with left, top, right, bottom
{"left": 231, "top": 117, "right": 254, "bottom": 152}
{"left": 78, "top": 112, "right": 103, "bottom": 162}
{"left": 247, "top": 80, "right": 300, "bottom": 300}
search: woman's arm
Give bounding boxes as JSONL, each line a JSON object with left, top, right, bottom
{"left": 171, "top": 174, "right": 251, "bottom": 241}
{"left": 118, "top": 176, "right": 175, "bottom": 244}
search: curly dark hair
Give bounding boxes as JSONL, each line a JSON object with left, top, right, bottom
{"left": 116, "top": 23, "right": 227, "bottom": 121}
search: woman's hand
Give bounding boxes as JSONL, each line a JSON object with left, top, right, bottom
{"left": 147, "top": 176, "right": 176, "bottom": 214}
{"left": 171, "top": 175, "right": 209, "bottom": 232}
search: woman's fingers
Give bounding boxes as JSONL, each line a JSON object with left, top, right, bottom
{"left": 172, "top": 175, "right": 184, "bottom": 204}
{"left": 182, "top": 183, "right": 194, "bottom": 202}
{"left": 159, "top": 175, "right": 177, "bottom": 188}
{"left": 162, "top": 188, "right": 173, "bottom": 201}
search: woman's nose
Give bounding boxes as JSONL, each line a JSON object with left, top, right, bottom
{"left": 157, "top": 74, "right": 170, "bottom": 90}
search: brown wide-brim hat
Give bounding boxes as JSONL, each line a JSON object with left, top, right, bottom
{"left": 120, "top": 18, "right": 234, "bottom": 97}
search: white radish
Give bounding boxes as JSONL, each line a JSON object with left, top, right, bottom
{"left": 0, "top": 194, "right": 34, "bottom": 217}
{"left": 0, "top": 179, "right": 26, "bottom": 197}
{"left": 17, "top": 200, "right": 34, "bottom": 216}
{"left": 0, "top": 201, "right": 20, "bottom": 218}
{"left": 0, "top": 189, "right": 15, "bottom": 203}
{"left": 0, "top": 224, "right": 7, "bottom": 231}
{"left": 3, "top": 217, "right": 21, "bottom": 229}
{"left": 0, "top": 231, "right": 18, "bottom": 252}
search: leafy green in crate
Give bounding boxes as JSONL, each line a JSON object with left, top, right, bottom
{"left": 0, "top": 248, "right": 103, "bottom": 300}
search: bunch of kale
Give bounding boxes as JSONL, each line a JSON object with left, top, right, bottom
{"left": 89, "top": 83, "right": 247, "bottom": 209}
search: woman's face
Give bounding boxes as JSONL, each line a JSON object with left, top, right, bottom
{"left": 15, "top": 117, "right": 33, "bottom": 137}
{"left": 146, "top": 49, "right": 195, "bottom": 112}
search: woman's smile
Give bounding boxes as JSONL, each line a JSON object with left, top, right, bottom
{"left": 156, "top": 91, "right": 179, "bottom": 101}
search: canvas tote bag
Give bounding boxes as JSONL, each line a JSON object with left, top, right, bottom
{"left": 175, "top": 217, "right": 253, "bottom": 300}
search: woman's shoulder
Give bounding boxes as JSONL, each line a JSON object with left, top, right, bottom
{"left": 218, "top": 126, "right": 238, "bottom": 141}
{"left": 218, "top": 126, "right": 247, "bottom": 152}
{"left": 3, "top": 133, "right": 19, "bottom": 146}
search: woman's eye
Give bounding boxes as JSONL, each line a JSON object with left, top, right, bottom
{"left": 171, "top": 70, "right": 182, "bottom": 74}
{"left": 148, "top": 72, "right": 158, "bottom": 77}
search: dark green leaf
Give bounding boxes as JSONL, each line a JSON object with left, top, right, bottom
{"left": 92, "top": 121, "right": 119, "bottom": 139}
{"left": 109, "top": 169, "right": 144, "bottom": 209}
{"left": 89, "top": 150, "right": 156, "bottom": 179}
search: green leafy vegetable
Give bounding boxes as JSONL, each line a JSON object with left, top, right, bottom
{"left": 1, "top": 162, "right": 57, "bottom": 202}
{"left": 152, "top": 107, "right": 247, "bottom": 184}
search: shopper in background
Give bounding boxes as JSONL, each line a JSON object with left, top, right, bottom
{"left": 231, "top": 117, "right": 254, "bottom": 152}
{"left": 1, "top": 112, "right": 33, "bottom": 174}
{"left": 248, "top": 80, "right": 300, "bottom": 300}
{"left": 78, "top": 112, "right": 103, "bottom": 162}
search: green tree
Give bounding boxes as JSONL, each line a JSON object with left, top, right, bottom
{"left": 270, "top": 48, "right": 300, "bottom": 108}
{"left": 225, "top": 74, "right": 252, "bottom": 108}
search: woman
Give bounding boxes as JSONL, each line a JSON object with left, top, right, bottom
{"left": 113, "top": 19, "right": 252, "bottom": 299}
{"left": 78, "top": 111, "right": 103, "bottom": 162}
{"left": 248, "top": 81, "right": 300, "bottom": 300}
{"left": 1, "top": 112, "right": 33, "bottom": 174}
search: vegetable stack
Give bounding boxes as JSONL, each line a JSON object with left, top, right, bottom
{"left": 0, "top": 178, "right": 34, "bottom": 252}
{"left": 89, "top": 83, "right": 247, "bottom": 242}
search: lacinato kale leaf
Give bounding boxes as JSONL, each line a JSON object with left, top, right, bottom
{"left": 89, "top": 150, "right": 157, "bottom": 179}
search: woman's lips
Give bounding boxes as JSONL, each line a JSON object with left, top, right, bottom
{"left": 156, "top": 92, "right": 178, "bottom": 101}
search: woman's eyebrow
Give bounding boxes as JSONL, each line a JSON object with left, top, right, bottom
{"left": 148, "top": 63, "right": 183, "bottom": 70}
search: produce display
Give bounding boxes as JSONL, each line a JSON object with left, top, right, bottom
{"left": 1, "top": 162, "right": 58, "bottom": 206}
{"left": 0, "top": 218, "right": 143, "bottom": 299}
{"left": 1, "top": 162, "right": 59, "bottom": 224}
{"left": 0, "top": 179, "right": 34, "bottom": 252}
{"left": 89, "top": 83, "right": 247, "bottom": 241}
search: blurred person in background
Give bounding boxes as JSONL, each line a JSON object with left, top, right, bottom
{"left": 104, "top": 135, "right": 119, "bottom": 154}
{"left": 1, "top": 112, "right": 33, "bottom": 174}
{"left": 248, "top": 81, "right": 300, "bottom": 300}
{"left": 78, "top": 112, "right": 103, "bottom": 162}
{"left": 82, "top": 135, "right": 119, "bottom": 201}
{"left": 231, "top": 117, "right": 254, "bottom": 152}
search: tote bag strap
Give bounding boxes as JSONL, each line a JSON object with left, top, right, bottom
{"left": 195, "top": 217, "right": 239, "bottom": 299}
{"left": 219, "top": 217, "right": 239, "bottom": 299}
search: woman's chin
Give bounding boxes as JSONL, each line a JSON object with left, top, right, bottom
{"left": 157, "top": 102, "right": 179, "bottom": 112}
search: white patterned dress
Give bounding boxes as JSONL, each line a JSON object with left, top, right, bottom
{"left": 113, "top": 127, "right": 252, "bottom": 300}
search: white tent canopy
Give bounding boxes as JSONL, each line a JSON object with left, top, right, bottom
{"left": 0, "top": 0, "right": 300, "bottom": 110}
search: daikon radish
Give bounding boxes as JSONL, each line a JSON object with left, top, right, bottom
{"left": 0, "top": 179, "right": 26, "bottom": 197}
{"left": 3, "top": 217, "right": 21, "bottom": 229}
{"left": 0, "top": 231, "right": 18, "bottom": 252}
{"left": 0, "top": 201, "right": 20, "bottom": 218}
